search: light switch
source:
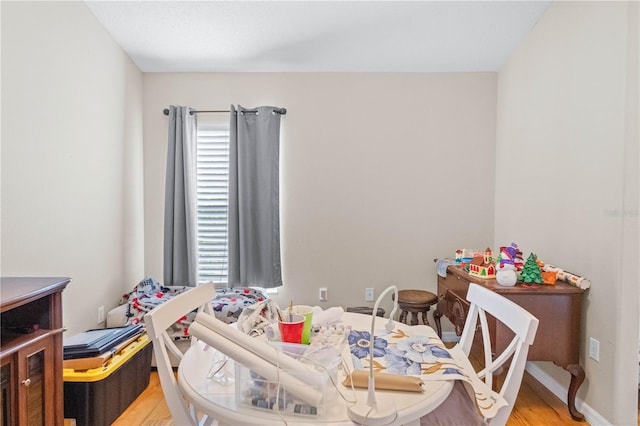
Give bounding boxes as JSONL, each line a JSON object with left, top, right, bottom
{"left": 319, "top": 287, "right": 328, "bottom": 302}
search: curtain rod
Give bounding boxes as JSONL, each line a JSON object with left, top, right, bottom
{"left": 162, "top": 107, "right": 286, "bottom": 116}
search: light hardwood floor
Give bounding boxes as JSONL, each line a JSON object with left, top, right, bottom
{"left": 112, "top": 369, "right": 587, "bottom": 425}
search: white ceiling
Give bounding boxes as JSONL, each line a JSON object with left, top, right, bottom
{"left": 84, "top": 0, "right": 552, "bottom": 73}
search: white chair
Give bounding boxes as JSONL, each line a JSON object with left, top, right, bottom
{"left": 421, "top": 283, "right": 539, "bottom": 426}
{"left": 144, "top": 283, "right": 218, "bottom": 426}
{"left": 461, "top": 283, "right": 539, "bottom": 425}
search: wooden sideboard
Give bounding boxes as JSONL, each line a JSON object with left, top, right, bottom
{"left": 1, "top": 277, "right": 70, "bottom": 426}
{"left": 433, "top": 265, "right": 586, "bottom": 421}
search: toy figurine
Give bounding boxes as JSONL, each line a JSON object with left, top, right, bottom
{"left": 496, "top": 263, "right": 518, "bottom": 286}
{"left": 499, "top": 243, "right": 518, "bottom": 267}
{"left": 521, "top": 253, "right": 544, "bottom": 284}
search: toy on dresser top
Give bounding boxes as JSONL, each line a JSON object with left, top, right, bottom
{"left": 453, "top": 244, "right": 591, "bottom": 289}
{"left": 455, "top": 247, "right": 498, "bottom": 279}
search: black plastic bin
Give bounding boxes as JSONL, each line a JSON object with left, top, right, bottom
{"left": 63, "top": 334, "right": 152, "bottom": 426}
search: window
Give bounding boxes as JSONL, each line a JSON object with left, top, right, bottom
{"left": 196, "top": 121, "right": 230, "bottom": 284}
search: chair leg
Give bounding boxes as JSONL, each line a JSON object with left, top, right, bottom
{"left": 399, "top": 310, "right": 408, "bottom": 324}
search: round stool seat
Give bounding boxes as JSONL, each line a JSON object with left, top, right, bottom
{"left": 394, "top": 289, "right": 438, "bottom": 326}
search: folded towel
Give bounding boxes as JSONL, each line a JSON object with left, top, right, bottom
{"left": 312, "top": 306, "right": 344, "bottom": 324}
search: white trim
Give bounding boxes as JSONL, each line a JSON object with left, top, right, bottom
{"left": 525, "top": 362, "right": 611, "bottom": 425}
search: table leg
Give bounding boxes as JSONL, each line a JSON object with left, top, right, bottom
{"left": 433, "top": 308, "right": 443, "bottom": 338}
{"left": 565, "top": 364, "right": 585, "bottom": 421}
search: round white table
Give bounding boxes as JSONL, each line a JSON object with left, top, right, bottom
{"left": 178, "top": 312, "right": 453, "bottom": 426}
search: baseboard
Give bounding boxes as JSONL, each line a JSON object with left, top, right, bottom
{"left": 525, "top": 362, "right": 610, "bottom": 425}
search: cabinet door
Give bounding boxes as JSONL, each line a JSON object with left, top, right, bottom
{"left": 17, "top": 338, "right": 54, "bottom": 426}
{"left": 1, "top": 360, "right": 15, "bottom": 426}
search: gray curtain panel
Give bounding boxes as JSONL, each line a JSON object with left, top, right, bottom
{"left": 164, "top": 105, "right": 198, "bottom": 287}
{"left": 228, "top": 105, "right": 283, "bottom": 288}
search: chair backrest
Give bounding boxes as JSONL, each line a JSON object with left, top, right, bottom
{"left": 144, "top": 283, "right": 217, "bottom": 426}
{"left": 458, "top": 283, "right": 539, "bottom": 426}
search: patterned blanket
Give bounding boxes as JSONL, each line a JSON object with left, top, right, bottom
{"left": 347, "top": 326, "right": 507, "bottom": 420}
{"left": 120, "top": 277, "right": 267, "bottom": 340}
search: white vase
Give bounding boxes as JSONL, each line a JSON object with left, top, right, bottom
{"left": 496, "top": 265, "right": 518, "bottom": 286}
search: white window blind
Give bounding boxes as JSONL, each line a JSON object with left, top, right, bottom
{"left": 196, "top": 123, "right": 230, "bottom": 284}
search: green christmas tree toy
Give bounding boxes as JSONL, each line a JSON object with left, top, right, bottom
{"left": 520, "top": 253, "right": 543, "bottom": 284}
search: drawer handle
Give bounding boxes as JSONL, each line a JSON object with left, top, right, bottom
{"left": 21, "top": 378, "right": 31, "bottom": 387}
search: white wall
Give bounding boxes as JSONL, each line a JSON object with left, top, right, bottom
{"left": 143, "top": 73, "right": 497, "bottom": 314}
{"left": 495, "top": 2, "right": 639, "bottom": 424}
{"left": 1, "top": 1, "right": 145, "bottom": 337}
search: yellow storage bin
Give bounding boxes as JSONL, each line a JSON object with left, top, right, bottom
{"left": 63, "top": 333, "right": 152, "bottom": 426}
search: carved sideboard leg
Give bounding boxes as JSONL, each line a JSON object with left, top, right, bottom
{"left": 433, "top": 308, "right": 443, "bottom": 338}
{"left": 566, "top": 364, "right": 585, "bottom": 421}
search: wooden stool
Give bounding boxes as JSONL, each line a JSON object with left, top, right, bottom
{"left": 394, "top": 289, "right": 438, "bottom": 326}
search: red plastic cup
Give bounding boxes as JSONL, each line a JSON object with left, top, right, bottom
{"left": 278, "top": 314, "right": 305, "bottom": 344}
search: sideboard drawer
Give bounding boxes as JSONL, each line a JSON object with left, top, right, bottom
{"left": 437, "top": 271, "right": 473, "bottom": 335}
{"left": 439, "top": 288, "right": 469, "bottom": 336}
{"left": 437, "top": 274, "right": 496, "bottom": 349}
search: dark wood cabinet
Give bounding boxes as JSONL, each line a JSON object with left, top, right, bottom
{"left": 433, "top": 265, "right": 585, "bottom": 421}
{"left": 0, "top": 277, "right": 70, "bottom": 426}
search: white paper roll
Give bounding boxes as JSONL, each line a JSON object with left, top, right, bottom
{"left": 193, "top": 311, "right": 318, "bottom": 377}
{"left": 188, "top": 321, "right": 322, "bottom": 406}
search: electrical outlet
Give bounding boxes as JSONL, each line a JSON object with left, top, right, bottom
{"left": 365, "top": 288, "right": 374, "bottom": 302}
{"left": 98, "top": 305, "right": 105, "bottom": 323}
{"left": 588, "top": 337, "right": 600, "bottom": 361}
{"left": 319, "top": 287, "right": 328, "bottom": 302}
